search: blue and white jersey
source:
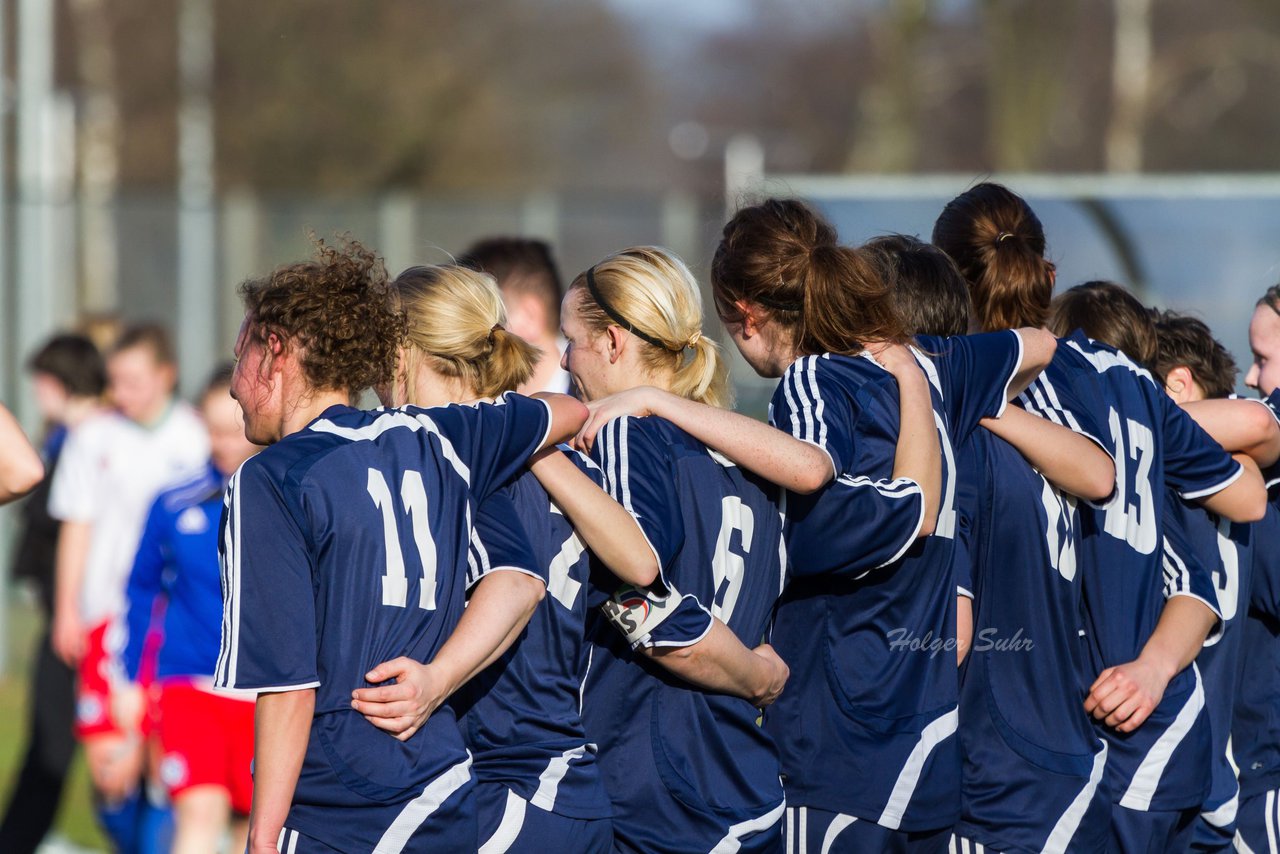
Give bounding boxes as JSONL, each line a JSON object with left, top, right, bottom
{"left": 214, "top": 395, "right": 550, "bottom": 852}
{"left": 954, "top": 354, "right": 1114, "bottom": 853}
{"left": 1233, "top": 493, "right": 1280, "bottom": 801}
{"left": 1164, "top": 495, "right": 1251, "bottom": 834}
{"left": 118, "top": 461, "right": 227, "bottom": 683}
{"left": 1024, "top": 332, "right": 1240, "bottom": 812}
{"left": 450, "top": 453, "right": 612, "bottom": 821}
{"left": 763, "top": 331, "right": 1023, "bottom": 833}
{"left": 580, "top": 415, "right": 787, "bottom": 854}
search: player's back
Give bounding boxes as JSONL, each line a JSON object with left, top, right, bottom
{"left": 1039, "top": 334, "right": 1239, "bottom": 812}
{"left": 955, "top": 428, "right": 1111, "bottom": 852}
{"left": 451, "top": 459, "right": 611, "bottom": 820}
{"left": 765, "top": 333, "right": 1023, "bottom": 833}
{"left": 582, "top": 415, "right": 786, "bottom": 853}
{"left": 215, "top": 395, "right": 552, "bottom": 850}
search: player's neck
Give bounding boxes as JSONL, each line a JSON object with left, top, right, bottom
{"left": 408, "top": 369, "right": 471, "bottom": 409}
{"left": 280, "top": 389, "right": 350, "bottom": 439}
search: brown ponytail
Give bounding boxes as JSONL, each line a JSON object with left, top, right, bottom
{"left": 711, "top": 198, "right": 909, "bottom": 355}
{"left": 931, "top": 182, "right": 1057, "bottom": 332}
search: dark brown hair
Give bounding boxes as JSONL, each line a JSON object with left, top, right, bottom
{"left": 458, "top": 237, "right": 563, "bottom": 333}
{"left": 239, "top": 238, "right": 405, "bottom": 397}
{"left": 1049, "top": 281, "right": 1158, "bottom": 368}
{"left": 111, "top": 324, "right": 177, "bottom": 367}
{"left": 710, "top": 198, "right": 908, "bottom": 355}
{"left": 932, "top": 182, "right": 1056, "bottom": 332}
{"left": 866, "top": 234, "right": 972, "bottom": 337}
{"left": 28, "top": 334, "right": 106, "bottom": 398}
{"left": 1152, "top": 310, "right": 1237, "bottom": 399}
{"left": 1258, "top": 284, "right": 1280, "bottom": 315}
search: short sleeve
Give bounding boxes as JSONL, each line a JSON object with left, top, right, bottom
{"left": 423, "top": 393, "right": 553, "bottom": 503}
{"left": 918, "top": 331, "right": 1023, "bottom": 444}
{"left": 784, "top": 474, "right": 924, "bottom": 579}
{"left": 214, "top": 461, "right": 318, "bottom": 693}
{"left": 119, "top": 498, "right": 171, "bottom": 681}
{"left": 1017, "top": 355, "right": 1113, "bottom": 460}
{"left": 1234, "top": 393, "right": 1280, "bottom": 487}
{"left": 47, "top": 425, "right": 101, "bottom": 522}
{"left": 1160, "top": 521, "right": 1224, "bottom": 646}
{"left": 467, "top": 492, "right": 543, "bottom": 589}
{"left": 769, "top": 356, "right": 854, "bottom": 475}
{"left": 589, "top": 416, "right": 684, "bottom": 586}
{"left": 1157, "top": 393, "right": 1243, "bottom": 500}
{"left": 560, "top": 444, "right": 605, "bottom": 488}
{"left": 599, "top": 584, "right": 713, "bottom": 649}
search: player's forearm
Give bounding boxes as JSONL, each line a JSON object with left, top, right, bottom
{"left": 892, "top": 368, "right": 941, "bottom": 536}
{"left": 642, "top": 618, "right": 774, "bottom": 704}
{"left": 1137, "top": 596, "right": 1218, "bottom": 682}
{"left": 528, "top": 450, "right": 659, "bottom": 587}
{"left": 1198, "top": 454, "right": 1267, "bottom": 523}
{"left": 0, "top": 404, "right": 44, "bottom": 503}
{"left": 432, "top": 571, "right": 545, "bottom": 698}
{"left": 530, "top": 392, "right": 589, "bottom": 451}
{"left": 54, "top": 521, "right": 91, "bottom": 618}
{"left": 1007, "top": 328, "right": 1057, "bottom": 399}
{"left": 649, "top": 392, "right": 834, "bottom": 494}
{"left": 1181, "top": 398, "right": 1280, "bottom": 468}
{"left": 249, "top": 688, "right": 314, "bottom": 850}
{"left": 980, "top": 407, "right": 1116, "bottom": 501}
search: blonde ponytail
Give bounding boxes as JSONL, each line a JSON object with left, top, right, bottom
{"left": 392, "top": 265, "right": 540, "bottom": 399}
{"left": 671, "top": 335, "right": 731, "bottom": 409}
{"left": 569, "top": 246, "right": 731, "bottom": 408}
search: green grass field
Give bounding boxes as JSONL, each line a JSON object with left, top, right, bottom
{"left": 0, "top": 599, "right": 108, "bottom": 851}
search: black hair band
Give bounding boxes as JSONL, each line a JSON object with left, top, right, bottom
{"left": 753, "top": 292, "right": 803, "bottom": 312}
{"left": 585, "top": 266, "right": 680, "bottom": 352}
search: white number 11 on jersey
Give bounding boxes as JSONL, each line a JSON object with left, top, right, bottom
{"left": 367, "top": 468, "right": 439, "bottom": 610}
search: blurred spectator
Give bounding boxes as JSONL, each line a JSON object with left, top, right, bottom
{"left": 47, "top": 324, "right": 208, "bottom": 852}
{"left": 0, "top": 334, "right": 106, "bottom": 853}
{"left": 458, "top": 237, "right": 572, "bottom": 394}
{"left": 115, "top": 366, "right": 258, "bottom": 854}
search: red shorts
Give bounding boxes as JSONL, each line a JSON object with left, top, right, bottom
{"left": 156, "top": 682, "right": 255, "bottom": 814}
{"left": 75, "top": 619, "right": 160, "bottom": 740}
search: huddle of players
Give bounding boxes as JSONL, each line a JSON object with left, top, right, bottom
{"left": 59, "top": 180, "right": 1280, "bottom": 853}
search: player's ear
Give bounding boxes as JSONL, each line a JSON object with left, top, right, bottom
{"left": 736, "top": 300, "right": 759, "bottom": 338}
{"left": 1164, "top": 365, "right": 1191, "bottom": 401}
{"left": 605, "top": 324, "right": 626, "bottom": 364}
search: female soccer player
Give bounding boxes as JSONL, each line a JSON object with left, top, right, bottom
{"left": 580, "top": 204, "right": 1056, "bottom": 853}
{"left": 934, "top": 184, "right": 1265, "bottom": 852}
{"left": 213, "top": 240, "right": 587, "bottom": 854}
{"left": 548, "top": 245, "right": 795, "bottom": 853}
{"left": 348, "top": 263, "right": 660, "bottom": 853}
{"left": 115, "top": 367, "right": 259, "bottom": 854}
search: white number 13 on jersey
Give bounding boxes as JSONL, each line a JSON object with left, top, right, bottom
{"left": 367, "top": 468, "right": 438, "bottom": 610}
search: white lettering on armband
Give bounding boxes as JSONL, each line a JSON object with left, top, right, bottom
{"left": 601, "top": 583, "right": 682, "bottom": 648}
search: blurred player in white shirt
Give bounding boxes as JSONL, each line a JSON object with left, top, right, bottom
{"left": 48, "top": 324, "right": 208, "bottom": 852}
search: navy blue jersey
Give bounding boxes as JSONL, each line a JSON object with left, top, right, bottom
{"left": 1233, "top": 492, "right": 1280, "bottom": 800}
{"left": 954, "top": 355, "right": 1115, "bottom": 853}
{"left": 580, "top": 415, "right": 787, "bottom": 854}
{"left": 118, "top": 462, "right": 227, "bottom": 682}
{"left": 450, "top": 457, "right": 612, "bottom": 821}
{"left": 214, "top": 395, "right": 550, "bottom": 851}
{"left": 1164, "top": 495, "right": 1251, "bottom": 834}
{"left": 763, "top": 332, "right": 1022, "bottom": 833}
{"left": 1023, "top": 333, "right": 1240, "bottom": 812}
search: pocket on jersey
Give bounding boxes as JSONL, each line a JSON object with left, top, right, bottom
{"left": 312, "top": 710, "right": 469, "bottom": 803}
{"left": 649, "top": 689, "right": 782, "bottom": 819}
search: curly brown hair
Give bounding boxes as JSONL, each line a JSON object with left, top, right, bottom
{"left": 238, "top": 237, "right": 405, "bottom": 396}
